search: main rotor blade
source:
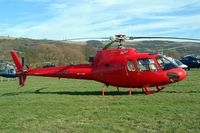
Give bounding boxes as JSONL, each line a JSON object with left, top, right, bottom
{"left": 66, "top": 37, "right": 109, "bottom": 41}
{"left": 128, "top": 36, "right": 200, "bottom": 41}
{"left": 102, "top": 41, "right": 116, "bottom": 50}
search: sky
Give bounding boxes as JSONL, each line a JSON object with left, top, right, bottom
{"left": 0, "top": 0, "right": 200, "bottom": 40}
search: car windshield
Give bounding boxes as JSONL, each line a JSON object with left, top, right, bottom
{"left": 156, "top": 56, "right": 178, "bottom": 70}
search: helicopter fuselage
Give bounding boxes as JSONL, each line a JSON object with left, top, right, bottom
{"left": 22, "top": 48, "right": 186, "bottom": 88}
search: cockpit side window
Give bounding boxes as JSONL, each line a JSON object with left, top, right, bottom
{"left": 137, "top": 58, "right": 158, "bottom": 72}
{"left": 127, "top": 60, "right": 135, "bottom": 71}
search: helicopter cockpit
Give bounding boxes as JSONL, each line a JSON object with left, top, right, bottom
{"left": 137, "top": 58, "right": 158, "bottom": 72}
{"left": 135, "top": 55, "right": 179, "bottom": 72}
{"left": 156, "top": 55, "right": 179, "bottom": 71}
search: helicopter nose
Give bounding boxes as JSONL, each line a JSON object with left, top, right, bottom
{"left": 178, "top": 68, "right": 187, "bottom": 81}
{"left": 167, "top": 68, "right": 187, "bottom": 82}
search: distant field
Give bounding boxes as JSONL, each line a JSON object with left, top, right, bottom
{"left": 0, "top": 69, "right": 200, "bottom": 133}
{"left": 0, "top": 36, "right": 15, "bottom": 40}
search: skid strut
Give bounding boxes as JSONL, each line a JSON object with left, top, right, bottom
{"left": 102, "top": 85, "right": 105, "bottom": 96}
{"left": 117, "top": 87, "right": 119, "bottom": 92}
{"left": 156, "top": 86, "right": 165, "bottom": 92}
{"left": 143, "top": 86, "right": 166, "bottom": 95}
{"left": 102, "top": 84, "right": 108, "bottom": 96}
{"left": 144, "top": 86, "right": 154, "bottom": 95}
{"left": 129, "top": 88, "right": 132, "bottom": 96}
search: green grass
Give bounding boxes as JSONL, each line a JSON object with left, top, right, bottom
{"left": 0, "top": 70, "right": 200, "bottom": 133}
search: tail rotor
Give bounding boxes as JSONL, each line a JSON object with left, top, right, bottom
{"left": 10, "top": 50, "right": 27, "bottom": 86}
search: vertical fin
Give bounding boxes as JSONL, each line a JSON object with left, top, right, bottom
{"left": 10, "top": 50, "right": 27, "bottom": 86}
{"left": 10, "top": 50, "right": 22, "bottom": 71}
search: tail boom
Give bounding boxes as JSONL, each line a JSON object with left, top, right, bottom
{"left": 10, "top": 50, "right": 93, "bottom": 86}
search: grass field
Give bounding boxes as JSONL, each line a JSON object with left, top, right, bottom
{"left": 0, "top": 70, "right": 200, "bottom": 133}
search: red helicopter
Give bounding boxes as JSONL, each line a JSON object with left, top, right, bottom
{"left": 10, "top": 34, "right": 200, "bottom": 96}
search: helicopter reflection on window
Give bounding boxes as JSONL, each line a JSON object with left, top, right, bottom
{"left": 156, "top": 56, "right": 178, "bottom": 71}
{"left": 137, "top": 58, "right": 158, "bottom": 72}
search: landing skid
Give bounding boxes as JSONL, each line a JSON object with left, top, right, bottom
{"left": 101, "top": 85, "right": 133, "bottom": 96}
{"left": 143, "top": 86, "right": 165, "bottom": 95}
{"left": 101, "top": 85, "right": 165, "bottom": 96}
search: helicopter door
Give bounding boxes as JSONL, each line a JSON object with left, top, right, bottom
{"left": 126, "top": 60, "right": 140, "bottom": 87}
{"left": 136, "top": 58, "right": 159, "bottom": 86}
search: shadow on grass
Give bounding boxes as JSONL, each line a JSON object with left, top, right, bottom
{"left": 1, "top": 88, "right": 145, "bottom": 96}
{"left": 35, "top": 88, "right": 145, "bottom": 96}
{"left": 2, "top": 88, "right": 200, "bottom": 97}
{"left": 160, "top": 90, "right": 200, "bottom": 94}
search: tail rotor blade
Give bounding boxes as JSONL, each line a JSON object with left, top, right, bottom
{"left": 10, "top": 50, "right": 27, "bottom": 87}
{"left": 10, "top": 50, "right": 22, "bottom": 71}
{"left": 21, "top": 56, "right": 25, "bottom": 68}
{"left": 19, "top": 74, "right": 23, "bottom": 86}
{"left": 20, "top": 53, "right": 26, "bottom": 86}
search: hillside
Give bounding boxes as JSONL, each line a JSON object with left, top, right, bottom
{"left": 0, "top": 38, "right": 87, "bottom": 67}
{"left": 125, "top": 41, "right": 200, "bottom": 58}
{"left": 0, "top": 37, "right": 200, "bottom": 67}
{"left": 0, "top": 36, "right": 16, "bottom": 40}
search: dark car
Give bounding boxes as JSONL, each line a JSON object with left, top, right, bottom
{"left": 174, "top": 59, "right": 188, "bottom": 70}
{"left": 180, "top": 55, "right": 200, "bottom": 70}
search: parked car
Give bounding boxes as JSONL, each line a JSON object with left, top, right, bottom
{"left": 180, "top": 55, "right": 200, "bottom": 70}
{"left": 174, "top": 59, "right": 188, "bottom": 70}
{"left": 165, "top": 56, "right": 188, "bottom": 70}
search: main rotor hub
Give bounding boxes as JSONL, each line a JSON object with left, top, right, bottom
{"left": 114, "top": 34, "right": 126, "bottom": 41}
{"left": 113, "top": 34, "right": 126, "bottom": 47}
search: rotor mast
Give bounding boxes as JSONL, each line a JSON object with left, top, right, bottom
{"left": 114, "top": 34, "right": 126, "bottom": 48}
